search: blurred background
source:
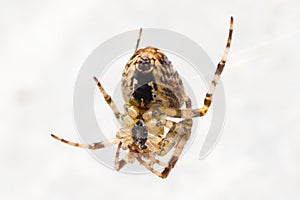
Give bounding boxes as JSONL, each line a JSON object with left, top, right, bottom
{"left": 0, "top": 0, "right": 299, "bottom": 199}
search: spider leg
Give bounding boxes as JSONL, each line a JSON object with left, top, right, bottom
{"left": 136, "top": 136, "right": 187, "bottom": 179}
{"left": 114, "top": 142, "right": 128, "bottom": 171}
{"left": 158, "top": 119, "right": 192, "bottom": 156}
{"left": 142, "top": 152, "right": 168, "bottom": 168}
{"left": 94, "top": 77, "right": 134, "bottom": 127}
{"left": 145, "top": 116, "right": 192, "bottom": 156}
{"left": 149, "top": 119, "right": 192, "bottom": 178}
{"left": 94, "top": 76, "right": 122, "bottom": 119}
{"left": 208, "top": 16, "right": 234, "bottom": 95}
{"left": 50, "top": 134, "right": 119, "bottom": 150}
{"left": 160, "top": 134, "right": 189, "bottom": 179}
{"left": 134, "top": 28, "right": 142, "bottom": 53}
{"left": 134, "top": 153, "right": 165, "bottom": 178}
{"left": 162, "top": 17, "right": 234, "bottom": 118}
{"left": 115, "top": 144, "right": 167, "bottom": 172}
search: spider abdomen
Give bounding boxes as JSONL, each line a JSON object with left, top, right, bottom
{"left": 122, "top": 47, "right": 186, "bottom": 110}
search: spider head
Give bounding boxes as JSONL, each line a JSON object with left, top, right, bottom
{"left": 131, "top": 120, "right": 148, "bottom": 150}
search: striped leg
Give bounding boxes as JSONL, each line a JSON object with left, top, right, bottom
{"left": 163, "top": 17, "right": 234, "bottom": 118}
{"left": 143, "top": 152, "right": 168, "bottom": 167}
{"left": 94, "top": 76, "right": 122, "bottom": 120}
{"left": 158, "top": 119, "right": 192, "bottom": 156}
{"left": 136, "top": 135, "right": 190, "bottom": 179}
{"left": 158, "top": 119, "right": 192, "bottom": 178}
{"left": 208, "top": 16, "right": 234, "bottom": 95}
{"left": 144, "top": 116, "right": 192, "bottom": 156}
{"left": 155, "top": 124, "right": 179, "bottom": 156}
{"left": 132, "top": 119, "right": 192, "bottom": 178}
{"left": 50, "top": 134, "right": 119, "bottom": 150}
{"left": 114, "top": 142, "right": 128, "bottom": 171}
{"left": 135, "top": 153, "right": 165, "bottom": 178}
{"left": 160, "top": 134, "right": 189, "bottom": 179}
{"left": 134, "top": 28, "right": 143, "bottom": 53}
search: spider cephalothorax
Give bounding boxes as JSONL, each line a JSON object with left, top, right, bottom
{"left": 132, "top": 120, "right": 148, "bottom": 150}
{"left": 51, "top": 17, "right": 234, "bottom": 179}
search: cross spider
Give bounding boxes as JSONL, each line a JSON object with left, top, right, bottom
{"left": 51, "top": 17, "right": 234, "bottom": 179}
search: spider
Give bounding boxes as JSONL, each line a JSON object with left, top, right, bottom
{"left": 51, "top": 17, "right": 234, "bottom": 179}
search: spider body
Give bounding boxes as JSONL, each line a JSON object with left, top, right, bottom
{"left": 118, "top": 47, "right": 192, "bottom": 155}
{"left": 51, "top": 17, "right": 234, "bottom": 179}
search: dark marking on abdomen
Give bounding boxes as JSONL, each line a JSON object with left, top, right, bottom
{"left": 133, "top": 70, "right": 156, "bottom": 106}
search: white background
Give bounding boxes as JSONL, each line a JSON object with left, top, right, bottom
{"left": 0, "top": 0, "right": 299, "bottom": 199}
